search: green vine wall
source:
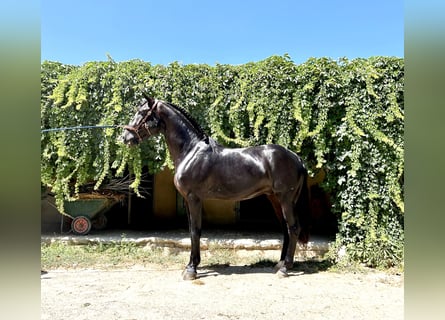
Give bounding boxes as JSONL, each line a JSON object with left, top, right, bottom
{"left": 41, "top": 55, "right": 404, "bottom": 268}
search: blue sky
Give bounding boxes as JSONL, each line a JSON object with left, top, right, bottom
{"left": 41, "top": 0, "right": 403, "bottom": 66}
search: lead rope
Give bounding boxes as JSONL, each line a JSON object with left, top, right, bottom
{"left": 41, "top": 124, "right": 122, "bottom": 133}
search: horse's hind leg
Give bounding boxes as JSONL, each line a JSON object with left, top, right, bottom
{"left": 267, "top": 195, "right": 289, "bottom": 265}
{"left": 276, "top": 199, "right": 301, "bottom": 277}
{"left": 182, "top": 194, "right": 202, "bottom": 280}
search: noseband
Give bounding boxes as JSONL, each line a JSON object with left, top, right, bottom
{"left": 123, "top": 102, "right": 157, "bottom": 142}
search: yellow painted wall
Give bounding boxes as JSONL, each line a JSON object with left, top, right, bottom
{"left": 202, "top": 199, "right": 237, "bottom": 225}
{"left": 308, "top": 168, "right": 326, "bottom": 187}
{"left": 152, "top": 168, "right": 177, "bottom": 219}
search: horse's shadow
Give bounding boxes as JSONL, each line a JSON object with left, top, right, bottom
{"left": 197, "top": 259, "right": 333, "bottom": 278}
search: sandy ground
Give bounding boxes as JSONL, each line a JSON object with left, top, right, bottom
{"left": 41, "top": 264, "right": 403, "bottom": 320}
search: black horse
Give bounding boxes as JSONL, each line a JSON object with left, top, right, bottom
{"left": 122, "top": 94, "right": 311, "bottom": 280}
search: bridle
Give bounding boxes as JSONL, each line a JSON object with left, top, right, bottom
{"left": 123, "top": 101, "right": 157, "bottom": 143}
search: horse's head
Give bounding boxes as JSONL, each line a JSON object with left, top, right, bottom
{"left": 121, "top": 94, "right": 161, "bottom": 145}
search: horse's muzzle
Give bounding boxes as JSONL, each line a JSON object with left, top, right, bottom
{"left": 121, "top": 128, "right": 140, "bottom": 145}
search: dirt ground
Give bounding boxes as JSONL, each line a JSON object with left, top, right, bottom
{"left": 41, "top": 263, "right": 403, "bottom": 320}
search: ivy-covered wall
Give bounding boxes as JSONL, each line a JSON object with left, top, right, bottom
{"left": 41, "top": 55, "right": 404, "bottom": 268}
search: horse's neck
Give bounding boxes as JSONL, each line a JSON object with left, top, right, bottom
{"left": 161, "top": 109, "right": 202, "bottom": 166}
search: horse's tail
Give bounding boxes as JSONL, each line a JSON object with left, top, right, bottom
{"left": 295, "top": 170, "right": 311, "bottom": 244}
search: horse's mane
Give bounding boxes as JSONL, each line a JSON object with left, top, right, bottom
{"left": 165, "top": 101, "right": 209, "bottom": 142}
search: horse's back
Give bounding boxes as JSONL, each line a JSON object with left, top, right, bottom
{"left": 219, "top": 143, "right": 306, "bottom": 178}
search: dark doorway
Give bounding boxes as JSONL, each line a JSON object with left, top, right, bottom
{"left": 238, "top": 195, "right": 282, "bottom": 231}
{"left": 237, "top": 188, "right": 338, "bottom": 236}
{"left": 309, "top": 185, "right": 338, "bottom": 236}
{"left": 104, "top": 169, "right": 154, "bottom": 230}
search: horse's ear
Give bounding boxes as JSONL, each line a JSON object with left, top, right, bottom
{"left": 142, "top": 92, "right": 155, "bottom": 108}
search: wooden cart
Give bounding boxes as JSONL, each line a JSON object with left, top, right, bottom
{"left": 63, "top": 193, "right": 124, "bottom": 235}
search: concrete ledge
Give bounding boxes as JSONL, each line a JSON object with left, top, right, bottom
{"left": 41, "top": 230, "right": 332, "bottom": 260}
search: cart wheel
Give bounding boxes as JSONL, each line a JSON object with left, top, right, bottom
{"left": 92, "top": 214, "right": 107, "bottom": 230}
{"left": 71, "top": 216, "right": 92, "bottom": 235}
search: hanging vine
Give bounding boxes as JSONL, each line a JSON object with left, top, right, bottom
{"left": 41, "top": 55, "right": 404, "bottom": 268}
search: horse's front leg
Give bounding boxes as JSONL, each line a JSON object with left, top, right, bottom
{"left": 183, "top": 194, "right": 202, "bottom": 280}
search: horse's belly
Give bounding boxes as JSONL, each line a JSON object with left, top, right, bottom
{"left": 201, "top": 180, "right": 272, "bottom": 201}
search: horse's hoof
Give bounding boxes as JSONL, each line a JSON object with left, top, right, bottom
{"left": 273, "top": 261, "right": 285, "bottom": 273}
{"left": 277, "top": 268, "right": 289, "bottom": 278}
{"left": 182, "top": 269, "right": 197, "bottom": 280}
